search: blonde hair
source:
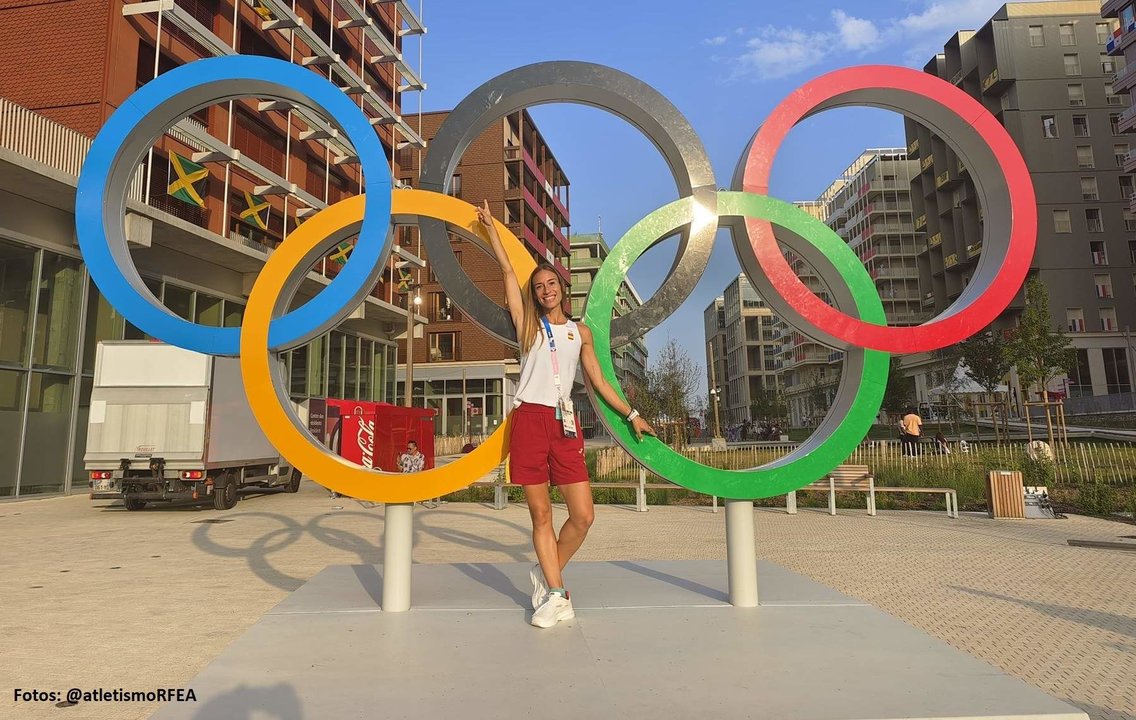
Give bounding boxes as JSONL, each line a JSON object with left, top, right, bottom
{"left": 520, "top": 263, "right": 569, "bottom": 353}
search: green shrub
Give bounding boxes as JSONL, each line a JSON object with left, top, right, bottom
{"left": 1019, "top": 454, "right": 1056, "bottom": 488}
{"left": 1078, "top": 482, "right": 1116, "bottom": 515}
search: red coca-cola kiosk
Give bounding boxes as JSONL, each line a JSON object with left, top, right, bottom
{"left": 326, "top": 399, "right": 435, "bottom": 472}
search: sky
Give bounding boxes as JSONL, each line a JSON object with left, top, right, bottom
{"left": 411, "top": 0, "right": 1056, "bottom": 398}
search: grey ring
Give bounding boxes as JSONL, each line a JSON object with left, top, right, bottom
{"left": 729, "top": 88, "right": 1016, "bottom": 351}
{"left": 420, "top": 61, "right": 716, "bottom": 347}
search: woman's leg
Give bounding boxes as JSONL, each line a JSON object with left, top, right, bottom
{"left": 523, "top": 483, "right": 564, "bottom": 590}
{"left": 555, "top": 481, "right": 595, "bottom": 570}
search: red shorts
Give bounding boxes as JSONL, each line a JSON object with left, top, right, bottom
{"left": 508, "top": 403, "right": 588, "bottom": 486}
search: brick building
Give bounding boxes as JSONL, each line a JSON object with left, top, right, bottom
{"left": 393, "top": 109, "right": 572, "bottom": 437}
{"left": 0, "top": 0, "right": 424, "bottom": 498}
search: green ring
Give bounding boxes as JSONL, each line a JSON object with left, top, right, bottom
{"left": 583, "top": 191, "right": 890, "bottom": 499}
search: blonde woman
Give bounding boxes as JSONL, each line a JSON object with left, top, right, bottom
{"left": 476, "top": 201, "right": 655, "bottom": 628}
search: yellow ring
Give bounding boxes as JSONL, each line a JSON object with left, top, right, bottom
{"left": 240, "top": 189, "right": 535, "bottom": 503}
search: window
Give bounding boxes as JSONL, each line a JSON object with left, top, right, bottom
{"left": 1077, "top": 145, "right": 1095, "bottom": 168}
{"left": 1067, "top": 308, "right": 1085, "bottom": 333}
{"left": 1095, "top": 273, "right": 1114, "bottom": 298}
{"left": 1029, "top": 24, "right": 1044, "bottom": 47}
{"left": 448, "top": 173, "right": 462, "bottom": 198}
{"left": 428, "top": 332, "right": 459, "bottom": 361}
{"left": 1069, "top": 349, "right": 1092, "bottom": 397}
{"left": 1054, "top": 209, "right": 1072, "bottom": 233}
{"left": 1100, "top": 307, "right": 1118, "bottom": 331}
{"left": 1122, "top": 175, "right": 1135, "bottom": 199}
{"left": 1068, "top": 84, "right": 1085, "bottom": 106}
{"left": 1043, "top": 115, "right": 1059, "bottom": 138}
{"left": 1082, "top": 176, "right": 1100, "bottom": 200}
{"left": 1107, "top": 84, "right": 1124, "bottom": 105}
{"left": 1103, "top": 346, "right": 1132, "bottom": 392}
{"left": 1126, "top": 208, "right": 1136, "bottom": 231}
{"left": 1117, "top": 144, "right": 1130, "bottom": 167}
{"left": 1059, "top": 23, "right": 1075, "bottom": 46}
{"left": 1064, "top": 53, "right": 1081, "bottom": 76}
{"left": 1091, "top": 240, "right": 1108, "bottom": 265}
{"left": 1098, "top": 23, "right": 1112, "bottom": 46}
{"left": 429, "top": 292, "right": 457, "bottom": 322}
{"left": 1103, "top": 52, "right": 1115, "bottom": 74}
{"left": 1086, "top": 208, "right": 1104, "bottom": 232}
{"left": 1073, "top": 114, "right": 1090, "bottom": 136}
{"left": 1124, "top": 5, "right": 1136, "bottom": 30}
{"left": 1112, "top": 113, "right": 1123, "bottom": 135}
{"left": 1130, "top": 240, "right": 1136, "bottom": 262}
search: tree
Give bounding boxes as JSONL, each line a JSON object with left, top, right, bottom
{"left": 749, "top": 385, "right": 787, "bottom": 422}
{"left": 804, "top": 370, "right": 828, "bottom": 426}
{"left": 880, "top": 356, "right": 912, "bottom": 415}
{"left": 1004, "top": 277, "right": 1076, "bottom": 446}
{"left": 959, "top": 327, "right": 1012, "bottom": 442}
{"left": 638, "top": 339, "right": 700, "bottom": 446}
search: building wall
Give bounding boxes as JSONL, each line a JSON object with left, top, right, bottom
{"left": 907, "top": 3, "right": 1136, "bottom": 407}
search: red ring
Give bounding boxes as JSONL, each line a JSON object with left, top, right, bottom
{"left": 741, "top": 65, "right": 1036, "bottom": 354}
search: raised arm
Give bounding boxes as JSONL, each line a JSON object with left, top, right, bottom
{"left": 475, "top": 200, "right": 524, "bottom": 337}
{"left": 577, "top": 324, "right": 656, "bottom": 441}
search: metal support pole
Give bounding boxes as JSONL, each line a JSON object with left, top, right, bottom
{"left": 637, "top": 467, "right": 647, "bottom": 512}
{"left": 725, "top": 499, "right": 758, "bottom": 607}
{"left": 381, "top": 502, "right": 414, "bottom": 612}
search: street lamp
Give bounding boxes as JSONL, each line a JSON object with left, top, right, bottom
{"left": 405, "top": 293, "right": 421, "bottom": 408}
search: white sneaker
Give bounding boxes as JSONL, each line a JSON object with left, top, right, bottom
{"left": 531, "top": 593, "right": 574, "bottom": 628}
{"left": 529, "top": 564, "right": 548, "bottom": 609}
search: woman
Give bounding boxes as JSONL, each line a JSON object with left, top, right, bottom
{"left": 476, "top": 201, "right": 655, "bottom": 629}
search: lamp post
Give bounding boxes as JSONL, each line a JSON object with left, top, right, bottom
{"left": 404, "top": 293, "right": 421, "bottom": 408}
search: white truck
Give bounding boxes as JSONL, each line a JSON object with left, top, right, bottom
{"left": 85, "top": 341, "right": 300, "bottom": 510}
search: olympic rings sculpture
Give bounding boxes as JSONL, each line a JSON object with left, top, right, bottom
{"left": 75, "top": 56, "right": 1035, "bottom": 503}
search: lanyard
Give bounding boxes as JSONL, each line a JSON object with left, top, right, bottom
{"left": 541, "top": 316, "right": 564, "bottom": 401}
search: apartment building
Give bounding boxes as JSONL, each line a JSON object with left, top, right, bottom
{"left": 908, "top": 1, "right": 1136, "bottom": 405}
{"left": 0, "top": 0, "right": 425, "bottom": 498}
{"left": 391, "top": 109, "right": 572, "bottom": 437}
{"left": 777, "top": 151, "right": 925, "bottom": 426}
{"left": 701, "top": 275, "right": 782, "bottom": 428}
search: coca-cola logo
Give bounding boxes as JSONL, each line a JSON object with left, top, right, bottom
{"left": 356, "top": 419, "right": 375, "bottom": 469}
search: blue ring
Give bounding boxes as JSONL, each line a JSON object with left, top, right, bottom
{"left": 76, "top": 56, "right": 392, "bottom": 355}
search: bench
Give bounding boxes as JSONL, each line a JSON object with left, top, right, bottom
{"left": 787, "top": 465, "right": 875, "bottom": 516}
{"left": 786, "top": 464, "right": 957, "bottom": 518}
{"left": 873, "top": 486, "right": 958, "bottom": 518}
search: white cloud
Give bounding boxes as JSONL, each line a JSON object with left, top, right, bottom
{"left": 715, "top": 0, "right": 1058, "bottom": 81}
{"left": 734, "top": 27, "right": 830, "bottom": 80}
{"left": 833, "top": 10, "right": 879, "bottom": 51}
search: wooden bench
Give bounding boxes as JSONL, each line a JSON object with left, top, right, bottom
{"left": 786, "top": 464, "right": 957, "bottom": 518}
{"left": 787, "top": 465, "right": 875, "bottom": 516}
{"left": 873, "top": 486, "right": 957, "bottom": 518}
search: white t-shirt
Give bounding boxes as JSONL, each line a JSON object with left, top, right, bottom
{"left": 514, "top": 319, "right": 582, "bottom": 408}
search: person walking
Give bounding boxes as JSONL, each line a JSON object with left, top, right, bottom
{"left": 476, "top": 201, "right": 655, "bottom": 629}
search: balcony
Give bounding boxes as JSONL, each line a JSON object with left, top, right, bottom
{"left": 828, "top": 350, "right": 844, "bottom": 363}
{"left": 1107, "top": 19, "right": 1136, "bottom": 57}
{"left": 966, "top": 242, "right": 983, "bottom": 259}
{"left": 944, "top": 253, "right": 959, "bottom": 268}
{"left": 1114, "top": 62, "right": 1136, "bottom": 95}
{"left": 922, "top": 292, "right": 935, "bottom": 307}
{"left": 520, "top": 144, "right": 569, "bottom": 221}
{"left": 914, "top": 213, "right": 927, "bottom": 230}
{"left": 521, "top": 185, "right": 568, "bottom": 251}
{"left": 907, "top": 137, "right": 919, "bottom": 156}
{"left": 935, "top": 170, "right": 951, "bottom": 189}
{"left": 928, "top": 232, "right": 943, "bottom": 249}
{"left": 870, "top": 266, "right": 918, "bottom": 280}
{"left": 921, "top": 154, "right": 935, "bottom": 172}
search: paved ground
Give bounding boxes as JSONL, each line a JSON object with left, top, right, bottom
{"left": 1, "top": 482, "right": 1134, "bottom": 720}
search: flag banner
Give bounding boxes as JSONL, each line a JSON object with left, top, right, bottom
{"left": 167, "top": 152, "right": 208, "bottom": 207}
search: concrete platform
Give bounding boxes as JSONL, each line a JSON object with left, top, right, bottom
{"left": 152, "top": 560, "right": 1088, "bottom": 720}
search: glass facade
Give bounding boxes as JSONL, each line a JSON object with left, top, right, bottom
{"left": 0, "top": 234, "right": 395, "bottom": 500}
{"left": 397, "top": 377, "right": 505, "bottom": 436}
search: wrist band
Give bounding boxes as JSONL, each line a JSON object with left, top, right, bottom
{"left": 626, "top": 409, "right": 639, "bottom": 422}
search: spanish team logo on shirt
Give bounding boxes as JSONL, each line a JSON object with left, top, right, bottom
{"left": 567, "top": 331, "right": 575, "bottom": 340}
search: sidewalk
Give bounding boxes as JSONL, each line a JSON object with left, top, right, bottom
{"left": 1, "top": 483, "right": 1133, "bottom": 719}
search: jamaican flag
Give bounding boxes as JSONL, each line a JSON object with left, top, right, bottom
{"left": 251, "top": 0, "right": 274, "bottom": 21}
{"left": 329, "top": 240, "right": 353, "bottom": 266}
{"left": 167, "top": 152, "right": 208, "bottom": 207}
{"left": 239, "top": 191, "right": 270, "bottom": 230}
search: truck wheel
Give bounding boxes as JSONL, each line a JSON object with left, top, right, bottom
{"left": 213, "top": 476, "right": 238, "bottom": 511}
{"left": 124, "top": 498, "right": 146, "bottom": 511}
{"left": 285, "top": 468, "right": 302, "bottom": 493}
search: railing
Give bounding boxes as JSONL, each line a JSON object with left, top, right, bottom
{"left": 981, "top": 68, "right": 1000, "bottom": 92}
{"left": 0, "top": 97, "right": 145, "bottom": 202}
{"left": 966, "top": 242, "right": 983, "bottom": 257}
{"left": 914, "top": 213, "right": 926, "bottom": 229}
{"left": 944, "top": 253, "right": 959, "bottom": 268}
{"left": 921, "top": 154, "right": 935, "bottom": 171}
{"left": 907, "top": 138, "right": 919, "bottom": 155}
{"left": 928, "top": 232, "right": 942, "bottom": 248}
